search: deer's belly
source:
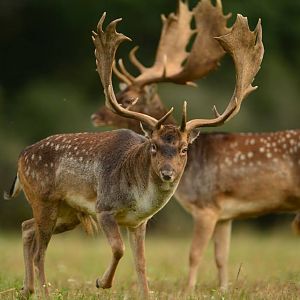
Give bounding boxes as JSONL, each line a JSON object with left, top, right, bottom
{"left": 220, "top": 195, "right": 300, "bottom": 220}
{"left": 64, "top": 193, "right": 96, "bottom": 216}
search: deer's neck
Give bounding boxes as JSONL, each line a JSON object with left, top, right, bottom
{"left": 121, "top": 141, "right": 152, "bottom": 192}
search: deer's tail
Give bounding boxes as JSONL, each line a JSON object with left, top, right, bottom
{"left": 4, "top": 174, "right": 22, "bottom": 200}
{"left": 291, "top": 213, "right": 300, "bottom": 235}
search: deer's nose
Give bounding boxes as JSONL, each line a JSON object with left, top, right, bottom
{"left": 160, "top": 169, "right": 174, "bottom": 182}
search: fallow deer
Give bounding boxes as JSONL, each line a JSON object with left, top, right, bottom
{"left": 3, "top": 10, "right": 261, "bottom": 298}
{"left": 90, "top": 0, "right": 282, "bottom": 292}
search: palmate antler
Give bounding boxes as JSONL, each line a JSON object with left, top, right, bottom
{"left": 185, "top": 15, "right": 264, "bottom": 131}
{"left": 92, "top": 13, "right": 175, "bottom": 130}
{"left": 113, "top": 0, "right": 231, "bottom": 88}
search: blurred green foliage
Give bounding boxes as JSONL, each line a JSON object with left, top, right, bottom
{"left": 0, "top": 0, "right": 300, "bottom": 230}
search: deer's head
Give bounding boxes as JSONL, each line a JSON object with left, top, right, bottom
{"left": 92, "top": 11, "right": 264, "bottom": 182}
{"left": 145, "top": 123, "right": 200, "bottom": 183}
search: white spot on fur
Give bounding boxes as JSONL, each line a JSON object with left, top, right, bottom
{"left": 259, "top": 147, "right": 265, "bottom": 153}
{"left": 247, "top": 152, "right": 253, "bottom": 158}
{"left": 55, "top": 145, "right": 60, "bottom": 151}
{"left": 31, "top": 154, "right": 35, "bottom": 160}
{"left": 266, "top": 152, "right": 272, "bottom": 158}
{"left": 290, "top": 139, "right": 295, "bottom": 145}
{"left": 250, "top": 139, "right": 255, "bottom": 145}
{"left": 225, "top": 158, "right": 232, "bottom": 166}
{"left": 79, "top": 157, "right": 83, "bottom": 162}
{"left": 50, "top": 162, "right": 54, "bottom": 168}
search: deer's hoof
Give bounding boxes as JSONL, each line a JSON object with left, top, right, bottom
{"left": 96, "top": 278, "right": 112, "bottom": 289}
{"left": 19, "top": 287, "right": 33, "bottom": 299}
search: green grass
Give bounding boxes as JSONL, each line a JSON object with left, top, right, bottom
{"left": 0, "top": 227, "right": 300, "bottom": 299}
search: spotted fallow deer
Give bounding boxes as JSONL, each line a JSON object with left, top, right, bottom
{"left": 3, "top": 9, "right": 260, "bottom": 298}
{"left": 90, "top": 1, "right": 285, "bottom": 292}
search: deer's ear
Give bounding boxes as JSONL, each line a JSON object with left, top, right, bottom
{"left": 140, "top": 122, "right": 152, "bottom": 139}
{"left": 188, "top": 129, "right": 200, "bottom": 144}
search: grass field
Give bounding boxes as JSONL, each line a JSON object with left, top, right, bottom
{"left": 0, "top": 227, "right": 300, "bottom": 299}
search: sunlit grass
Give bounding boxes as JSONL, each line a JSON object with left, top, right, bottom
{"left": 0, "top": 227, "right": 300, "bottom": 299}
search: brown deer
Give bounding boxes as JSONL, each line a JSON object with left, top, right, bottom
{"left": 90, "top": 1, "right": 289, "bottom": 293}
{"left": 3, "top": 10, "right": 261, "bottom": 298}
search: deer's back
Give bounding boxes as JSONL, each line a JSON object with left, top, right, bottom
{"left": 17, "top": 129, "right": 146, "bottom": 203}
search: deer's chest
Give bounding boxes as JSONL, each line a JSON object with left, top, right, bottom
{"left": 115, "top": 183, "right": 174, "bottom": 227}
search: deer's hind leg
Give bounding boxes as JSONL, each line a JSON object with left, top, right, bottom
{"left": 21, "top": 218, "right": 37, "bottom": 298}
{"left": 187, "top": 207, "right": 219, "bottom": 291}
{"left": 28, "top": 200, "right": 59, "bottom": 298}
{"left": 213, "top": 219, "right": 232, "bottom": 290}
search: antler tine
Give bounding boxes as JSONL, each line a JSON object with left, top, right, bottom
{"left": 180, "top": 101, "right": 187, "bottom": 132}
{"left": 93, "top": 13, "right": 173, "bottom": 129}
{"left": 112, "top": 60, "right": 132, "bottom": 85}
{"left": 129, "top": 46, "right": 146, "bottom": 73}
{"left": 186, "top": 14, "right": 264, "bottom": 131}
{"left": 118, "top": 59, "right": 136, "bottom": 82}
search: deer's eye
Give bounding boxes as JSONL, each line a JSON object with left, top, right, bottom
{"left": 180, "top": 147, "right": 188, "bottom": 155}
{"left": 150, "top": 144, "right": 157, "bottom": 154}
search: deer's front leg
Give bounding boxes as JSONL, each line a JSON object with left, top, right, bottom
{"left": 96, "top": 212, "right": 125, "bottom": 289}
{"left": 128, "top": 221, "right": 149, "bottom": 297}
{"left": 213, "top": 219, "right": 232, "bottom": 290}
